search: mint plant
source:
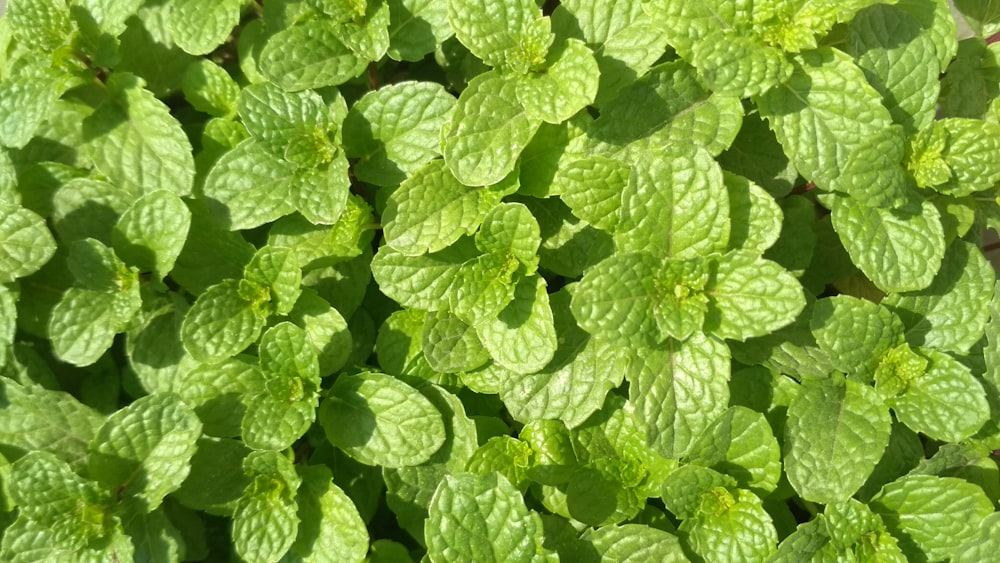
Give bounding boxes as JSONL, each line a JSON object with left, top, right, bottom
{"left": 1, "top": 0, "right": 1000, "bottom": 560}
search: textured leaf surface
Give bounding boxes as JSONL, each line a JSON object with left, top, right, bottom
{"left": 371, "top": 242, "right": 472, "bottom": 311}
{"left": 784, "top": 376, "right": 892, "bottom": 504}
{"left": 0, "top": 64, "right": 63, "bottom": 149}
{"left": 684, "top": 406, "right": 782, "bottom": 495}
{"left": 386, "top": 0, "right": 453, "bottom": 61}
{"left": 883, "top": 240, "right": 994, "bottom": 354}
{"left": 84, "top": 73, "right": 195, "bottom": 197}
{"left": 320, "top": 371, "right": 446, "bottom": 467}
{"left": 680, "top": 488, "right": 778, "bottom": 563}
{"left": 831, "top": 195, "right": 945, "bottom": 292}
{"left": 447, "top": 0, "right": 543, "bottom": 68}
{"left": 0, "top": 378, "right": 102, "bottom": 465}
{"left": 757, "top": 49, "right": 902, "bottom": 200}
{"left": 49, "top": 287, "right": 140, "bottom": 367}
{"left": 574, "top": 524, "right": 686, "bottom": 562}
{"left": 202, "top": 140, "right": 297, "bottom": 230}
{"left": 443, "top": 71, "right": 541, "bottom": 186}
{"left": 628, "top": 333, "right": 731, "bottom": 458}
{"left": 425, "top": 472, "right": 548, "bottom": 563}
{"left": 616, "top": 146, "right": 729, "bottom": 259}
{"left": 112, "top": 190, "right": 191, "bottom": 278}
{"left": 180, "top": 280, "right": 266, "bottom": 362}
{"left": 259, "top": 20, "right": 369, "bottom": 90}
{"left": 475, "top": 275, "right": 557, "bottom": 374}
{"left": 88, "top": 393, "right": 202, "bottom": 509}
{"left": 170, "top": 0, "right": 242, "bottom": 55}
{"left": 516, "top": 39, "right": 599, "bottom": 124}
{"left": 0, "top": 203, "right": 57, "bottom": 283}
{"left": 706, "top": 251, "right": 806, "bottom": 341}
{"left": 571, "top": 252, "right": 659, "bottom": 345}
{"left": 290, "top": 464, "right": 370, "bottom": 563}
{"left": 810, "top": 295, "right": 905, "bottom": 380}
{"left": 890, "top": 348, "right": 990, "bottom": 442}
{"left": 342, "top": 82, "right": 456, "bottom": 186}
{"left": 871, "top": 475, "right": 994, "bottom": 561}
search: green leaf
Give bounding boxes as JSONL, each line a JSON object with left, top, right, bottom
{"left": 952, "top": 512, "right": 1000, "bottom": 563}
{"left": 925, "top": 118, "right": 1000, "bottom": 196}
{"left": 628, "top": 333, "right": 731, "bottom": 459}
{"left": 550, "top": 0, "right": 670, "bottom": 105}
{"left": 320, "top": 371, "right": 446, "bottom": 467}
{"left": 425, "top": 472, "right": 549, "bottom": 563}
{"left": 237, "top": 82, "right": 328, "bottom": 153}
{"left": 706, "top": 251, "right": 806, "bottom": 341}
{"left": 515, "top": 38, "right": 599, "bottom": 124}
{"left": 233, "top": 454, "right": 300, "bottom": 563}
{"left": 371, "top": 241, "right": 473, "bottom": 311}
{"left": 883, "top": 240, "right": 994, "bottom": 354}
{"left": 180, "top": 280, "right": 266, "bottom": 362}
{"left": 181, "top": 59, "right": 241, "bottom": 118}
{"left": 554, "top": 155, "right": 629, "bottom": 232}
{"left": 0, "top": 378, "right": 103, "bottom": 466}
{"left": 8, "top": 451, "right": 111, "bottom": 549}
{"left": 421, "top": 311, "right": 490, "bottom": 373}
{"left": 784, "top": 375, "right": 891, "bottom": 504}
{"left": 475, "top": 274, "right": 556, "bottom": 375}
{"left": 0, "top": 203, "right": 57, "bottom": 283}
{"left": 202, "top": 140, "right": 298, "bottom": 230}
{"left": 442, "top": 71, "right": 542, "bottom": 186}
{"left": 88, "top": 393, "right": 202, "bottom": 509}
{"left": 382, "top": 160, "right": 512, "bottom": 256}
{"left": 447, "top": 0, "right": 544, "bottom": 69}
{"left": 288, "top": 159, "right": 352, "bottom": 226}
{"left": 75, "top": 0, "right": 144, "bottom": 36}
{"left": 571, "top": 252, "right": 659, "bottom": 345}
{"left": 5, "top": 0, "right": 72, "bottom": 51}
{"left": 684, "top": 406, "right": 782, "bottom": 495}
{"left": 846, "top": 4, "right": 940, "bottom": 134}
{"left": 810, "top": 295, "right": 905, "bottom": 381}
{"left": 587, "top": 61, "right": 743, "bottom": 159}
{"left": 870, "top": 474, "right": 994, "bottom": 561}
{"left": 83, "top": 73, "right": 195, "bottom": 197}
{"left": 756, "top": 49, "right": 904, "bottom": 202}
{"left": 169, "top": 0, "right": 242, "bottom": 55}
{"left": 48, "top": 287, "right": 140, "bottom": 366}
{"left": 682, "top": 487, "right": 778, "bottom": 561}
{"left": 616, "top": 146, "right": 730, "bottom": 259}
{"left": 0, "top": 64, "right": 64, "bottom": 149}
{"left": 724, "top": 173, "right": 783, "bottom": 254}
{"left": 719, "top": 111, "right": 799, "bottom": 198}
{"left": 661, "top": 465, "right": 736, "bottom": 520}
{"left": 342, "top": 82, "right": 456, "bottom": 187}
{"left": 386, "top": 0, "right": 453, "bottom": 62}
{"left": 243, "top": 246, "right": 302, "bottom": 317}
{"left": 499, "top": 288, "right": 628, "bottom": 429}
{"left": 954, "top": 0, "right": 1000, "bottom": 36}
{"left": 288, "top": 289, "right": 353, "bottom": 375}
{"left": 831, "top": 194, "right": 945, "bottom": 293}
{"left": 258, "top": 19, "right": 369, "bottom": 91}
{"left": 889, "top": 348, "right": 990, "bottom": 442}
{"left": 465, "top": 435, "right": 535, "bottom": 492}
{"left": 290, "top": 464, "right": 370, "bottom": 563}
{"left": 111, "top": 190, "right": 192, "bottom": 279}
{"left": 172, "top": 436, "right": 251, "bottom": 514}
{"left": 573, "top": 524, "right": 687, "bottom": 562}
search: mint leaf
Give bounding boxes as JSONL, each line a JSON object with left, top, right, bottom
{"left": 233, "top": 452, "right": 301, "bottom": 563}
{"left": 289, "top": 464, "right": 370, "bottom": 563}
{"left": 871, "top": 474, "right": 994, "bottom": 561}
{"left": 515, "top": 38, "right": 599, "bottom": 124}
{"left": 288, "top": 289, "right": 353, "bottom": 375}
{"left": 628, "top": 333, "right": 731, "bottom": 458}
{"left": 382, "top": 160, "right": 513, "bottom": 256}
{"left": 447, "top": 0, "right": 545, "bottom": 69}
{"left": 0, "top": 378, "right": 102, "bottom": 465}
{"left": 169, "top": 0, "right": 242, "bottom": 56}
{"left": 202, "top": 140, "right": 299, "bottom": 230}
{"left": 425, "top": 472, "right": 550, "bottom": 563}
{"left": 570, "top": 252, "right": 659, "bottom": 345}
{"left": 888, "top": 348, "right": 990, "bottom": 442}
{"left": 5, "top": 0, "right": 72, "bottom": 51}
{"left": 180, "top": 280, "right": 266, "bottom": 362}
{"left": 243, "top": 245, "right": 302, "bottom": 317}
{"left": 258, "top": 20, "right": 369, "bottom": 91}
{"left": 83, "top": 73, "right": 196, "bottom": 197}
{"left": 952, "top": 512, "right": 1000, "bottom": 563}
{"left": 442, "top": 71, "right": 541, "bottom": 186}
{"left": 182, "top": 60, "right": 241, "bottom": 118}
{"left": 371, "top": 241, "right": 473, "bottom": 311}
{"left": 0, "top": 203, "right": 57, "bottom": 283}
{"left": 573, "top": 524, "right": 686, "bottom": 562}
{"left": 554, "top": 155, "right": 629, "bottom": 232}
{"left": 88, "top": 393, "right": 201, "bottom": 509}
{"left": 680, "top": 487, "right": 778, "bottom": 562}
{"left": 421, "top": 311, "right": 490, "bottom": 373}
{"left": 725, "top": 173, "right": 783, "bottom": 254}
{"left": 883, "top": 240, "right": 994, "bottom": 354}
{"left": 342, "top": 82, "right": 456, "bottom": 186}
{"left": 320, "top": 371, "right": 446, "bottom": 467}
{"left": 706, "top": 251, "right": 806, "bottom": 341}
{"left": 0, "top": 63, "right": 64, "bottom": 149}
{"left": 684, "top": 406, "right": 782, "bottom": 495}
{"left": 757, "top": 49, "right": 900, "bottom": 200}
{"left": 499, "top": 288, "right": 627, "bottom": 429}
{"left": 475, "top": 275, "right": 556, "bottom": 375}
{"left": 386, "top": 0, "right": 452, "bottom": 62}
{"left": 810, "top": 295, "right": 905, "bottom": 380}
{"left": 784, "top": 375, "right": 891, "bottom": 504}
{"left": 48, "top": 287, "right": 139, "bottom": 366}
{"left": 616, "top": 146, "right": 730, "bottom": 259}
{"left": 831, "top": 195, "right": 945, "bottom": 293}
{"left": 111, "top": 189, "right": 192, "bottom": 279}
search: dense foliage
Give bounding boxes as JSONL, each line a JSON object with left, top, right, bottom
{"left": 1, "top": 0, "right": 1000, "bottom": 561}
